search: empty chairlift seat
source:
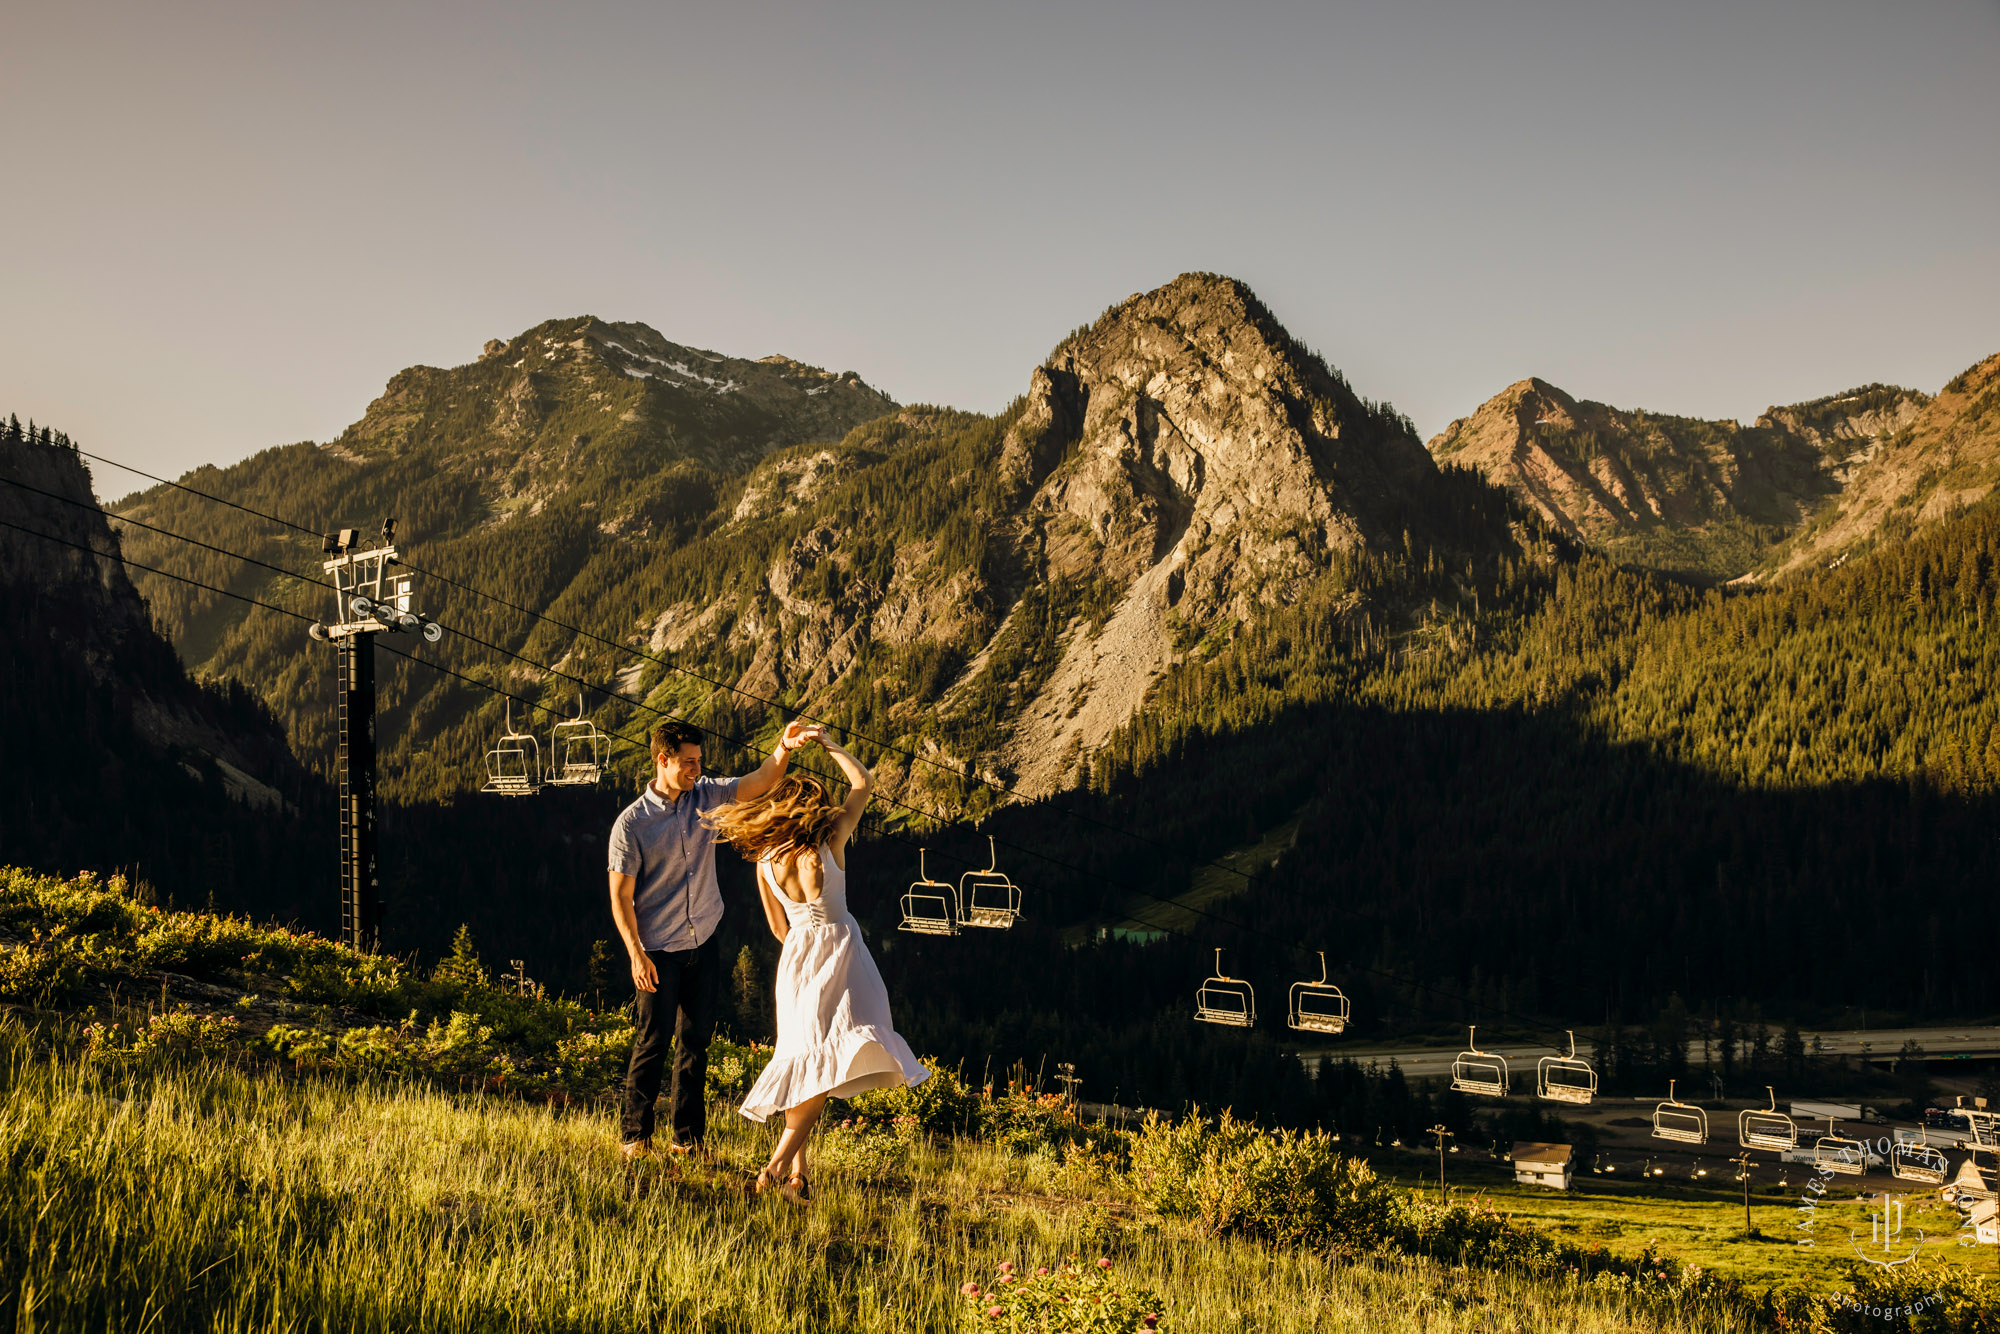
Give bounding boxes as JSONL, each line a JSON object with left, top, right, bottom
{"left": 1536, "top": 1031, "right": 1598, "bottom": 1105}
{"left": 546, "top": 692, "right": 606, "bottom": 786}
{"left": 1194, "top": 949, "right": 1255, "bottom": 1028}
{"left": 1890, "top": 1128, "right": 1949, "bottom": 1185}
{"left": 481, "top": 701, "right": 542, "bottom": 797}
{"left": 1651, "top": 1081, "right": 1709, "bottom": 1145}
{"left": 1287, "top": 952, "right": 1350, "bottom": 1036}
{"left": 957, "top": 835, "right": 1021, "bottom": 929}
{"left": 1450, "top": 1026, "right": 1510, "bottom": 1098}
{"left": 1813, "top": 1119, "right": 1867, "bottom": 1176}
{"left": 1738, "top": 1087, "right": 1799, "bottom": 1153}
{"left": 899, "top": 849, "right": 959, "bottom": 936}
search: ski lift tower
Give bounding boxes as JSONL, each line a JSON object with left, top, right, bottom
{"left": 307, "top": 522, "right": 443, "bottom": 952}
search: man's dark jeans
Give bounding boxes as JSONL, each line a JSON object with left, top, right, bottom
{"left": 620, "top": 934, "right": 721, "bottom": 1146}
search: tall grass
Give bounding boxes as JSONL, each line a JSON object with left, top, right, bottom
{"left": 0, "top": 1016, "right": 1760, "bottom": 1334}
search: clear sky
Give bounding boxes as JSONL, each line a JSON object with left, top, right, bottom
{"left": 5, "top": 0, "right": 1997, "bottom": 488}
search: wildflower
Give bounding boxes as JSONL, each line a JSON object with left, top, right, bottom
{"left": 1035, "top": 1267, "right": 1051, "bottom": 1275}
{"left": 1143, "top": 1317, "right": 1160, "bottom": 1329}
{"left": 986, "top": 1307, "right": 1004, "bottom": 1319}
{"left": 999, "top": 1275, "right": 1015, "bottom": 1285}
{"left": 1097, "top": 1258, "right": 1112, "bottom": 1268}
{"left": 961, "top": 1282, "right": 980, "bottom": 1296}
{"left": 997, "top": 1262, "right": 1013, "bottom": 1273}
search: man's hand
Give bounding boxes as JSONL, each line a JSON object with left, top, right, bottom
{"left": 629, "top": 950, "right": 658, "bottom": 994}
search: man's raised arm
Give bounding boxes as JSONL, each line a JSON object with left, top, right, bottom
{"left": 734, "top": 720, "right": 811, "bottom": 801}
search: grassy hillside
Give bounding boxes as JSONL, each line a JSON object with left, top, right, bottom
{"left": 2, "top": 868, "right": 1991, "bottom": 1333}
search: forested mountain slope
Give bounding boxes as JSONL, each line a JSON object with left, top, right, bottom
{"left": 113, "top": 275, "right": 1531, "bottom": 804}
{"left": 0, "top": 420, "right": 319, "bottom": 913}
{"left": 10, "top": 272, "right": 2000, "bottom": 1126}
{"left": 1427, "top": 378, "right": 1928, "bottom": 580}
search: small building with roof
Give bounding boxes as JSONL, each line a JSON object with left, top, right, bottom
{"left": 1511, "top": 1142, "right": 1573, "bottom": 1190}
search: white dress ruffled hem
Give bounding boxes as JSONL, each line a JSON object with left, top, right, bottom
{"left": 737, "top": 848, "right": 929, "bottom": 1122}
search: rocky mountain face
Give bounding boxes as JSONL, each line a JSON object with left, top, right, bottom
{"left": 597, "top": 274, "right": 1494, "bottom": 799}
{"left": 1427, "top": 379, "right": 1929, "bottom": 580}
{"left": 116, "top": 276, "right": 1520, "bottom": 803}
{"left": 1760, "top": 352, "right": 2000, "bottom": 579}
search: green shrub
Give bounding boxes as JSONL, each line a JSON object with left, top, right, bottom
{"left": 704, "top": 1036, "right": 773, "bottom": 1104}
{"left": 956, "top": 1256, "right": 1165, "bottom": 1332}
{"left": 1128, "top": 1110, "right": 1394, "bottom": 1247}
{"left": 0, "top": 929, "right": 89, "bottom": 1004}
{"left": 845, "top": 1059, "right": 982, "bottom": 1137}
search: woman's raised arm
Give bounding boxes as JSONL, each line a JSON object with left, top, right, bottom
{"left": 817, "top": 736, "right": 872, "bottom": 852}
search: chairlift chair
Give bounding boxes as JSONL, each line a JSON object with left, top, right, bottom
{"left": 546, "top": 691, "right": 606, "bottom": 786}
{"left": 898, "top": 849, "right": 959, "bottom": 936}
{"left": 1651, "top": 1080, "right": 1709, "bottom": 1145}
{"left": 1287, "top": 952, "right": 1350, "bottom": 1035}
{"left": 957, "top": 835, "right": 1021, "bottom": 929}
{"left": 1194, "top": 948, "right": 1255, "bottom": 1027}
{"left": 1813, "top": 1119, "right": 1867, "bottom": 1176}
{"left": 1536, "top": 1031, "right": 1598, "bottom": 1105}
{"left": 1449, "top": 1026, "right": 1509, "bottom": 1098}
{"left": 481, "top": 701, "right": 543, "bottom": 797}
{"left": 1738, "top": 1086, "right": 1799, "bottom": 1153}
{"left": 1890, "top": 1128, "right": 1949, "bottom": 1186}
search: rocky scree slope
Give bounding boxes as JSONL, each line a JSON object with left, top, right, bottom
{"left": 1427, "top": 378, "right": 1929, "bottom": 580}
{"left": 594, "top": 273, "right": 1521, "bottom": 802}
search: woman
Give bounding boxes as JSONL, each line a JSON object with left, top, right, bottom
{"left": 705, "top": 727, "right": 928, "bottom": 1202}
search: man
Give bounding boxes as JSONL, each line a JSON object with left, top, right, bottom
{"left": 609, "top": 716, "right": 810, "bottom": 1161}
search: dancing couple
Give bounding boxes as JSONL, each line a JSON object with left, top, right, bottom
{"left": 607, "top": 717, "right": 927, "bottom": 1202}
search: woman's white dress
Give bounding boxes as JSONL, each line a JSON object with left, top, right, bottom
{"left": 738, "top": 845, "right": 929, "bottom": 1121}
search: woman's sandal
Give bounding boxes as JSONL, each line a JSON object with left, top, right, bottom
{"left": 779, "top": 1173, "right": 813, "bottom": 1205}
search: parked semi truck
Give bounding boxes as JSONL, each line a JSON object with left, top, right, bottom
{"left": 1790, "top": 1101, "right": 1885, "bottom": 1124}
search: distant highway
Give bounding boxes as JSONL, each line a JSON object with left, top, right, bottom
{"left": 1298, "top": 1025, "right": 2000, "bottom": 1078}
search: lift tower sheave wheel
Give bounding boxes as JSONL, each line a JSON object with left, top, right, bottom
{"left": 309, "top": 523, "right": 444, "bottom": 953}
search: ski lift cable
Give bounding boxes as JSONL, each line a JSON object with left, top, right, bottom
{"left": 68, "top": 448, "right": 1299, "bottom": 897}
{"left": 1, "top": 507, "right": 1597, "bottom": 1053}
{"left": 0, "top": 472, "right": 342, "bottom": 594}
{"left": 61, "top": 452, "right": 1608, "bottom": 1030}
{"left": 0, "top": 511, "right": 1070, "bottom": 913}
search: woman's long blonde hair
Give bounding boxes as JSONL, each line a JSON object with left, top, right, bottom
{"left": 704, "top": 771, "right": 843, "bottom": 862}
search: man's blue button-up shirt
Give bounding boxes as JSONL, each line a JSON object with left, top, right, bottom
{"left": 608, "top": 776, "right": 741, "bottom": 952}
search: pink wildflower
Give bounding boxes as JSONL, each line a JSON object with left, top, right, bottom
{"left": 997, "top": 1262, "right": 1013, "bottom": 1273}
{"left": 1000, "top": 1275, "right": 1015, "bottom": 1285}
{"left": 1035, "top": 1267, "right": 1051, "bottom": 1275}
{"left": 986, "top": 1306, "right": 1004, "bottom": 1319}
{"left": 1097, "top": 1258, "right": 1112, "bottom": 1269}
{"left": 961, "top": 1282, "right": 980, "bottom": 1296}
